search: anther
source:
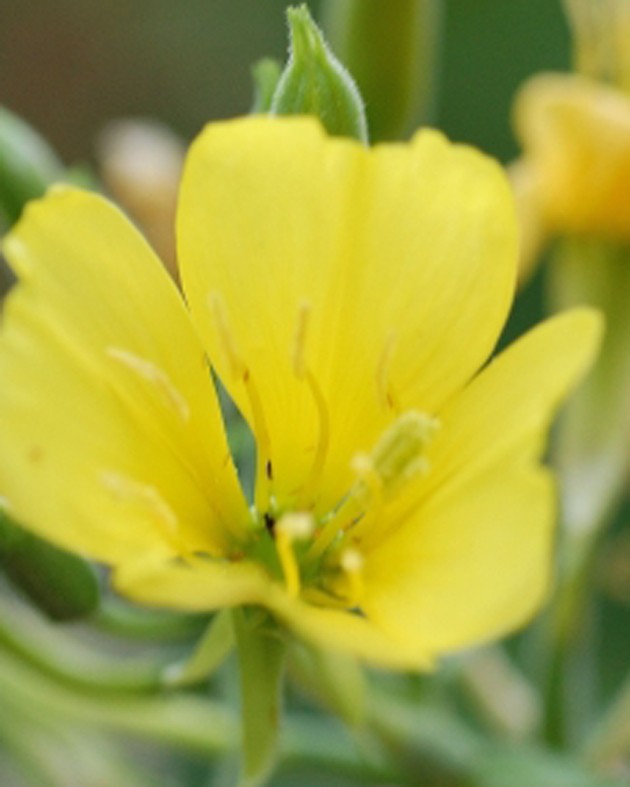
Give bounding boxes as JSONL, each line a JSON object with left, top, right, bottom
{"left": 307, "top": 410, "right": 439, "bottom": 561}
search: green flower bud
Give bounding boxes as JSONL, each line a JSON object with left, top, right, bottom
{"left": 0, "top": 508, "right": 100, "bottom": 621}
{"left": 271, "top": 5, "right": 368, "bottom": 143}
{"left": 0, "top": 107, "right": 64, "bottom": 225}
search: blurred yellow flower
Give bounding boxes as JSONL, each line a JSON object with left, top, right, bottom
{"left": 0, "top": 117, "right": 601, "bottom": 669}
{"left": 513, "top": 74, "right": 630, "bottom": 256}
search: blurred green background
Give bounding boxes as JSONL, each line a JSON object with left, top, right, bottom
{"left": 0, "top": 0, "right": 569, "bottom": 163}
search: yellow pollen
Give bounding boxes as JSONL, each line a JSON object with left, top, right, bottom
{"left": 209, "top": 292, "right": 273, "bottom": 510}
{"left": 275, "top": 512, "right": 314, "bottom": 597}
{"left": 106, "top": 347, "right": 190, "bottom": 421}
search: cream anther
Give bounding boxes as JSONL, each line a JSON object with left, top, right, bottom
{"left": 276, "top": 511, "right": 315, "bottom": 541}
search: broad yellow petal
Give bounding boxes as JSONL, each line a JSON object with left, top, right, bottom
{"left": 426, "top": 309, "right": 603, "bottom": 500}
{"left": 357, "top": 309, "right": 602, "bottom": 651}
{"left": 178, "top": 116, "right": 517, "bottom": 513}
{"left": 0, "top": 188, "right": 248, "bottom": 564}
{"left": 362, "top": 464, "right": 554, "bottom": 653}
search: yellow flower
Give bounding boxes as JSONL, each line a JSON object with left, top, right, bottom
{"left": 513, "top": 73, "right": 630, "bottom": 250}
{"left": 0, "top": 117, "right": 601, "bottom": 669}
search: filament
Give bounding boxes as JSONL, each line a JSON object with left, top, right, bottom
{"left": 275, "top": 513, "right": 314, "bottom": 597}
{"left": 292, "top": 301, "right": 330, "bottom": 508}
{"left": 209, "top": 292, "right": 273, "bottom": 509}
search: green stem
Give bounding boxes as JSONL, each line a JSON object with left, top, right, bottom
{"left": 321, "top": 0, "right": 442, "bottom": 140}
{"left": 542, "top": 528, "right": 604, "bottom": 748}
{"left": 233, "top": 608, "right": 287, "bottom": 786}
{"left": 0, "top": 636, "right": 400, "bottom": 783}
{"left": 364, "top": 686, "right": 482, "bottom": 785}
{"left": 0, "top": 592, "right": 167, "bottom": 694}
{"left": 94, "top": 595, "right": 207, "bottom": 641}
{"left": 456, "top": 647, "right": 541, "bottom": 741}
{"left": 0, "top": 644, "right": 238, "bottom": 755}
{"left": 586, "top": 670, "right": 630, "bottom": 773}
{"left": 544, "top": 239, "right": 630, "bottom": 747}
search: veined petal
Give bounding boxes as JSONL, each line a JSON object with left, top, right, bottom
{"left": 357, "top": 310, "right": 602, "bottom": 651}
{"left": 266, "top": 589, "right": 435, "bottom": 670}
{"left": 0, "top": 188, "right": 249, "bottom": 564}
{"left": 361, "top": 464, "right": 555, "bottom": 653}
{"left": 426, "top": 308, "right": 603, "bottom": 500}
{"left": 178, "top": 116, "right": 517, "bottom": 512}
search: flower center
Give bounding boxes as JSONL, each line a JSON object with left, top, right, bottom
{"left": 208, "top": 291, "right": 439, "bottom": 609}
{"left": 247, "top": 410, "right": 439, "bottom": 609}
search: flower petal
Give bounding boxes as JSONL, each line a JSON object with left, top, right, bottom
{"left": 114, "top": 555, "right": 434, "bottom": 670}
{"left": 358, "top": 309, "right": 602, "bottom": 651}
{"left": 0, "top": 188, "right": 249, "bottom": 564}
{"left": 113, "top": 555, "right": 271, "bottom": 611}
{"left": 514, "top": 73, "right": 630, "bottom": 239}
{"left": 362, "top": 464, "right": 554, "bottom": 653}
{"left": 178, "top": 116, "right": 517, "bottom": 513}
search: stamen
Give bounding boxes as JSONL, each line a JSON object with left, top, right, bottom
{"left": 209, "top": 292, "right": 273, "bottom": 510}
{"left": 274, "top": 512, "right": 314, "bottom": 597}
{"left": 100, "top": 470, "right": 188, "bottom": 553}
{"left": 371, "top": 411, "right": 439, "bottom": 499}
{"left": 339, "top": 548, "right": 365, "bottom": 607}
{"left": 307, "top": 411, "right": 439, "bottom": 562}
{"left": 107, "top": 347, "right": 190, "bottom": 422}
{"left": 291, "top": 302, "right": 330, "bottom": 507}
